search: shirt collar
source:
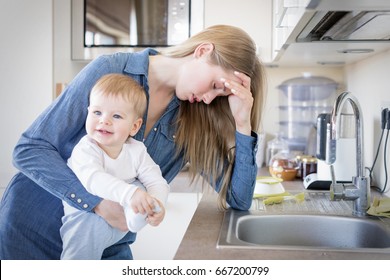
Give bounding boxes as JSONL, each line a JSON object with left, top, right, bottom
{"left": 123, "top": 48, "right": 158, "bottom": 76}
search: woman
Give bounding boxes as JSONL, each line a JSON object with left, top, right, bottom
{"left": 0, "top": 25, "right": 266, "bottom": 259}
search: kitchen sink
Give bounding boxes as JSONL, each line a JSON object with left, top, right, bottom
{"left": 217, "top": 193, "right": 390, "bottom": 253}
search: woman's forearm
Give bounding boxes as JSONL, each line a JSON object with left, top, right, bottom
{"left": 225, "top": 131, "right": 258, "bottom": 210}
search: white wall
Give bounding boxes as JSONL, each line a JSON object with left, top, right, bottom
{"left": 0, "top": 0, "right": 53, "bottom": 195}
{"left": 53, "top": 0, "right": 87, "bottom": 88}
{"left": 204, "top": 0, "right": 273, "bottom": 63}
{"left": 0, "top": 0, "right": 87, "bottom": 195}
{"left": 345, "top": 49, "right": 390, "bottom": 195}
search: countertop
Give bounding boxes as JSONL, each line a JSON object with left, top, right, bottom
{"left": 174, "top": 174, "right": 390, "bottom": 260}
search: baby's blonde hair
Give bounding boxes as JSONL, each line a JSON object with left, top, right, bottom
{"left": 90, "top": 73, "right": 147, "bottom": 118}
{"left": 162, "top": 25, "right": 267, "bottom": 209}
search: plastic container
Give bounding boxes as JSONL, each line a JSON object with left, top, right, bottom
{"left": 265, "top": 133, "right": 289, "bottom": 166}
{"left": 277, "top": 74, "right": 338, "bottom": 152}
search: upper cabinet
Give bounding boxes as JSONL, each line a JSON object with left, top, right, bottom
{"left": 272, "top": 0, "right": 390, "bottom": 66}
{"left": 272, "top": 0, "right": 309, "bottom": 61}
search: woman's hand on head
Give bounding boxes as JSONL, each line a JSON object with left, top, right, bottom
{"left": 94, "top": 199, "right": 128, "bottom": 232}
{"left": 222, "top": 71, "right": 253, "bottom": 135}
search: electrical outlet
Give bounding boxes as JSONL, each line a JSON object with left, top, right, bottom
{"left": 381, "top": 101, "right": 390, "bottom": 130}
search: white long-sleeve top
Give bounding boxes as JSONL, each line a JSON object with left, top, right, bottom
{"left": 67, "top": 135, "right": 169, "bottom": 208}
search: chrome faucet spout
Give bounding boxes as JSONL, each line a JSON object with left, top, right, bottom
{"left": 327, "top": 92, "right": 370, "bottom": 216}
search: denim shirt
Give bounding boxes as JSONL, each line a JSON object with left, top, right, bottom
{"left": 13, "top": 48, "right": 258, "bottom": 212}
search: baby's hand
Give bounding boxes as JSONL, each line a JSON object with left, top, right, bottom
{"left": 147, "top": 199, "right": 165, "bottom": 227}
{"left": 130, "top": 188, "right": 156, "bottom": 216}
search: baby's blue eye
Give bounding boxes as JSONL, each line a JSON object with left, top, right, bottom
{"left": 113, "top": 114, "right": 122, "bottom": 119}
{"left": 93, "top": 111, "right": 101, "bottom": 116}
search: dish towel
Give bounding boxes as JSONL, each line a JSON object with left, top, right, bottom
{"left": 367, "top": 197, "right": 390, "bottom": 217}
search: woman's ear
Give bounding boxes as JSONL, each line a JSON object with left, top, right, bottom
{"left": 193, "top": 42, "right": 214, "bottom": 58}
{"left": 129, "top": 118, "right": 143, "bottom": 137}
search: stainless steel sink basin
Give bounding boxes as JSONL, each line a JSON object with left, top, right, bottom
{"left": 218, "top": 210, "right": 390, "bottom": 253}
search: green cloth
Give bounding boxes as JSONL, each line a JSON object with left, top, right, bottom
{"left": 254, "top": 192, "right": 305, "bottom": 205}
{"left": 367, "top": 197, "right": 390, "bottom": 217}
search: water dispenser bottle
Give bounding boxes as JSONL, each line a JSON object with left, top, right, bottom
{"left": 277, "top": 74, "right": 338, "bottom": 152}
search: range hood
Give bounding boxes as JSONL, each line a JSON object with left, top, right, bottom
{"left": 297, "top": 0, "right": 390, "bottom": 42}
{"left": 271, "top": 0, "right": 390, "bottom": 66}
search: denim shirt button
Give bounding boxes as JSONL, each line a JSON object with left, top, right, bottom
{"left": 77, "top": 198, "right": 82, "bottom": 203}
{"left": 82, "top": 204, "right": 88, "bottom": 209}
{"left": 173, "top": 135, "right": 176, "bottom": 139}
{"left": 70, "top": 193, "right": 76, "bottom": 199}
{"left": 153, "top": 127, "right": 157, "bottom": 132}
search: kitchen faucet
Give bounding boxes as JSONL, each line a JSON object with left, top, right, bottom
{"left": 326, "top": 92, "right": 370, "bottom": 216}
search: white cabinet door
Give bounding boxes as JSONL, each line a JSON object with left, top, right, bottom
{"left": 272, "top": 0, "right": 309, "bottom": 60}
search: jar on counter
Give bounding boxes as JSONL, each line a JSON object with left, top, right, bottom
{"left": 300, "top": 155, "right": 317, "bottom": 180}
{"left": 269, "top": 151, "right": 299, "bottom": 181}
{"left": 265, "top": 133, "right": 288, "bottom": 166}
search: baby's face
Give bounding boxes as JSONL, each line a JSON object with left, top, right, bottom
{"left": 86, "top": 92, "right": 141, "bottom": 156}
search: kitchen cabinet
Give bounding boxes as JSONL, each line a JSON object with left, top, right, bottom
{"left": 272, "top": 0, "right": 309, "bottom": 60}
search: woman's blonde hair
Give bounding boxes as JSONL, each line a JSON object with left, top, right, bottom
{"left": 91, "top": 73, "right": 147, "bottom": 118}
{"left": 162, "top": 25, "right": 266, "bottom": 209}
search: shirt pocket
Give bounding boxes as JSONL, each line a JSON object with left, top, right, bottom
{"left": 160, "top": 123, "right": 176, "bottom": 143}
{"left": 147, "top": 122, "right": 177, "bottom": 165}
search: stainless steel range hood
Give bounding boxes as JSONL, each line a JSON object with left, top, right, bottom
{"left": 297, "top": 0, "right": 390, "bottom": 42}
{"left": 272, "top": 0, "right": 390, "bottom": 66}
{"left": 298, "top": 10, "right": 390, "bottom": 42}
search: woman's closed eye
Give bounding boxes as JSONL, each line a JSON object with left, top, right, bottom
{"left": 214, "top": 81, "right": 228, "bottom": 96}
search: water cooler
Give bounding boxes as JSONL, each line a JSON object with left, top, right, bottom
{"left": 277, "top": 74, "right": 338, "bottom": 154}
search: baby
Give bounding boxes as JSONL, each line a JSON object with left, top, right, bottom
{"left": 60, "top": 74, "right": 169, "bottom": 259}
